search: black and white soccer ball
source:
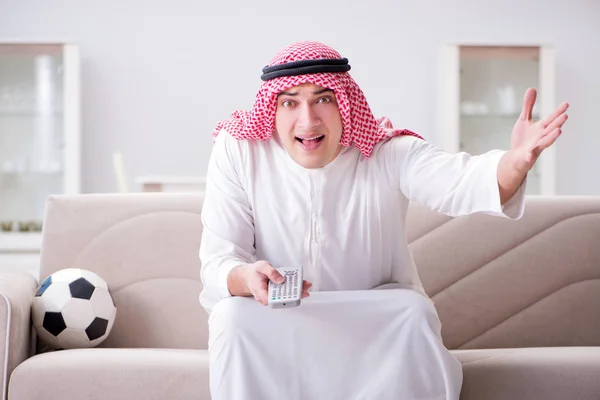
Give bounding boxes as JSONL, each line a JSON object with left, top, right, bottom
{"left": 32, "top": 268, "right": 117, "bottom": 349}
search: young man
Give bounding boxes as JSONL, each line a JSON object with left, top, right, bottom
{"left": 199, "top": 41, "right": 569, "bottom": 400}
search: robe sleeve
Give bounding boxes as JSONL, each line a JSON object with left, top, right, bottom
{"left": 199, "top": 131, "right": 256, "bottom": 314}
{"left": 383, "top": 135, "right": 526, "bottom": 218}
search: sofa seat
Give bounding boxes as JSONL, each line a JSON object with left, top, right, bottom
{"left": 454, "top": 347, "right": 600, "bottom": 400}
{"left": 8, "top": 348, "right": 211, "bottom": 400}
{"left": 8, "top": 346, "right": 600, "bottom": 400}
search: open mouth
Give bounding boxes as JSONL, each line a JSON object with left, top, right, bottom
{"left": 295, "top": 135, "right": 325, "bottom": 144}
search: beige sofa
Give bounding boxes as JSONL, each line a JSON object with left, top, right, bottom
{"left": 2, "top": 193, "right": 600, "bottom": 399}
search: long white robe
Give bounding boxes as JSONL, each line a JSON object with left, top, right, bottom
{"left": 199, "top": 131, "right": 526, "bottom": 399}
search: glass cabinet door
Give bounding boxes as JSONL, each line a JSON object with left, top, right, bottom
{"left": 0, "top": 43, "right": 80, "bottom": 236}
{"left": 442, "top": 44, "right": 556, "bottom": 195}
{"left": 460, "top": 46, "right": 541, "bottom": 194}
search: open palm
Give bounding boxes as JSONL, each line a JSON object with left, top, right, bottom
{"left": 510, "top": 88, "right": 569, "bottom": 173}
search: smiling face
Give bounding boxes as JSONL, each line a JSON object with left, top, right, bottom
{"left": 274, "top": 83, "right": 344, "bottom": 169}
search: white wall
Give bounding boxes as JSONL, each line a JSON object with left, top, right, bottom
{"left": 0, "top": 0, "right": 598, "bottom": 194}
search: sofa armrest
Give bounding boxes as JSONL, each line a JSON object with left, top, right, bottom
{"left": 0, "top": 270, "right": 38, "bottom": 398}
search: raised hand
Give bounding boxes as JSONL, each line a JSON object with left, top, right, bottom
{"left": 509, "top": 88, "right": 569, "bottom": 174}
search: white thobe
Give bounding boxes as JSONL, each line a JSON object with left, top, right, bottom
{"left": 199, "top": 130, "right": 526, "bottom": 400}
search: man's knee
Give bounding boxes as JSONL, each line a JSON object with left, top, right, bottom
{"left": 208, "top": 296, "right": 257, "bottom": 346}
{"left": 392, "top": 289, "right": 441, "bottom": 332}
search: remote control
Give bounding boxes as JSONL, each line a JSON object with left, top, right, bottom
{"left": 268, "top": 266, "right": 303, "bottom": 309}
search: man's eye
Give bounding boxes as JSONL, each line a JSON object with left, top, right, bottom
{"left": 282, "top": 100, "right": 295, "bottom": 107}
{"left": 318, "top": 97, "right": 332, "bottom": 104}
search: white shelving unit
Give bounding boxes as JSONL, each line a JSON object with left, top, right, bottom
{"left": 0, "top": 41, "right": 81, "bottom": 280}
{"left": 136, "top": 175, "right": 206, "bottom": 193}
{"left": 441, "top": 44, "right": 556, "bottom": 195}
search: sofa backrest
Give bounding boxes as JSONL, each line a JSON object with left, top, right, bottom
{"left": 407, "top": 196, "right": 600, "bottom": 349}
{"left": 39, "top": 193, "right": 208, "bottom": 350}
{"left": 39, "top": 194, "right": 600, "bottom": 350}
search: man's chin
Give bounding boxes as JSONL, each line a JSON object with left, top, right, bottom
{"left": 295, "top": 159, "right": 325, "bottom": 169}
{"left": 290, "top": 152, "right": 334, "bottom": 169}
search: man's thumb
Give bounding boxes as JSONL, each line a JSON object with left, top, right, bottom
{"left": 270, "top": 268, "right": 285, "bottom": 284}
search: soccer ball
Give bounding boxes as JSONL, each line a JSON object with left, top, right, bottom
{"left": 32, "top": 268, "right": 117, "bottom": 350}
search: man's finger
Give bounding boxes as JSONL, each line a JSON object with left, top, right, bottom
{"left": 544, "top": 113, "right": 568, "bottom": 134}
{"left": 257, "top": 280, "right": 269, "bottom": 305}
{"left": 250, "top": 288, "right": 263, "bottom": 304}
{"left": 301, "top": 281, "right": 312, "bottom": 299}
{"left": 269, "top": 269, "right": 285, "bottom": 284}
{"left": 257, "top": 262, "right": 285, "bottom": 284}
{"left": 541, "top": 102, "right": 569, "bottom": 128}
{"left": 519, "top": 88, "right": 537, "bottom": 121}
{"left": 537, "top": 128, "right": 562, "bottom": 151}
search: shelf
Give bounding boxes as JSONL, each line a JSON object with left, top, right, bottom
{"left": 0, "top": 169, "right": 63, "bottom": 175}
{"left": 136, "top": 175, "right": 206, "bottom": 193}
{"left": 0, "top": 232, "right": 42, "bottom": 252}
{"left": 0, "top": 112, "right": 63, "bottom": 117}
{"left": 461, "top": 113, "right": 539, "bottom": 119}
{"left": 136, "top": 175, "right": 206, "bottom": 185}
{"left": 460, "top": 46, "right": 540, "bottom": 60}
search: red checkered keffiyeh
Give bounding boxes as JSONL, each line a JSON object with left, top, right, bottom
{"left": 213, "top": 41, "right": 422, "bottom": 158}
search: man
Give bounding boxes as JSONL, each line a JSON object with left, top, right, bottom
{"left": 199, "top": 41, "right": 569, "bottom": 400}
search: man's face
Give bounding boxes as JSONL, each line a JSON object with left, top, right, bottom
{"left": 274, "top": 83, "right": 343, "bottom": 169}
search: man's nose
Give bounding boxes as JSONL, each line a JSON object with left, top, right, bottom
{"left": 298, "top": 104, "right": 320, "bottom": 131}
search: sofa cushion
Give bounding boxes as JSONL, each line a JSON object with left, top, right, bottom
{"left": 454, "top": 347, "right": 600, "bottom": 400}
{"left": 8, "top": 348, "right": 210, "bottom": 400}
{"left": 9, "top": 346, "right": 600, "bottom": 400}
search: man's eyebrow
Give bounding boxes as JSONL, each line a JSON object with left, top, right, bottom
{"left": 277, "top": 88, "right": 334, "bottom": 97}
{"left": 313, "top": 88, "right": 334, "bottom": 95}
{"left": 278, "top": 91, "right": 298, "bottom": 97}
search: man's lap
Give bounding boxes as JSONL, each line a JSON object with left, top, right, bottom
{"left": 206, "top": 286, "right": 459, "bottom": 400}
{"left": 208, "top": 286, "right": 440, "bottom": 344}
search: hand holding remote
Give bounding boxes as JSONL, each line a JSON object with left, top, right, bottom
{"left": 238, "top": 261, "right": 312, "bottom": 306}
{"left": 267, "top": 266, "right": 308, "bottom": 308}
